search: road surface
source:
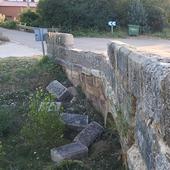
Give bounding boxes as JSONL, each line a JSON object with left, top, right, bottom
{"left": 0, "top": 27, "right": 170, "bottom": 58}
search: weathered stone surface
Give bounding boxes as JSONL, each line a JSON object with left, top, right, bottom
{"left": 73, "top": 121, "right": 104, "bottom": 147}
{"left": 60, "top": 113, "right": 88, "bottom": 131}
{"left": 51, "top": 142, "right": 88, "bottom": 163}
{"left": 46, "top": 80, "right": 72, "bottom": 102}
{"left": 39, "top": 101, "right": 61, "bottom": 112}
{"left": 67, "top": 86, "right": 78, "bottom": 97}
{"left": 48, "top": 32, "right": 74, "bottom": 48}
{"left": 47, "top": 33, "right": 170, "bottom": 170}
{"left": 127, "top": 144, "right": 147, "bottom": 170}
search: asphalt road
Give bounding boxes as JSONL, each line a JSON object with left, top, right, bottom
{"left": 1, "top": 27, "right": 170, "bottom": 58}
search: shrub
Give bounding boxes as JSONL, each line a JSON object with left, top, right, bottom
{"left": 146, "top": 6, "right": 166, "bottom": 32}
{"left": 128, "top": 0, "right": 148, "bottom": 33}
{"left": 1, "top": 20, "right": 17, "bottom": 29}
{"left": 37, "top": 0, "right": 116, "bottom": 31}
{"left": 21, "top": 88, "right": 65, "bottom": 148}
{"left": 20, "top": 9, "right": 40, "bottom": 27}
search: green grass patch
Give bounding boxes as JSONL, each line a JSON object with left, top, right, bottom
{"left": 71, "top": 28, "right": 128, "bottom": 38}
{"left": 150, "top": 28, "right": 170, "bottom": 39}
{"left": 0, "top": 56, "right": 70, "bottom": 170}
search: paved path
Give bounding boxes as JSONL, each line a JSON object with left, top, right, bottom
{"left": 0, "top": 27, "right": 170, "bottom": 58}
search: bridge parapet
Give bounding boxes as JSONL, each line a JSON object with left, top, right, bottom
{"left": 47, "top": 32, "right": 170, "bottom": 170}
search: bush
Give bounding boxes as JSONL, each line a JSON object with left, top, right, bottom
{"left": 37, "top": 0, "right": 116, "bottom": 31}
{"left": 146, "top": 6, "right": 166, "bottom": 32}
{"left": 20, "top": 9, "right": 41, "bottom": 27}
{"left": 21, "top": 88, "right": 65, "bottom": 148}
{"left": 0, "top": 20, "right": 17, "bottom": 29}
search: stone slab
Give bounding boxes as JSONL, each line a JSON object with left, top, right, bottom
{"left": 73, "top": 121, "right": 104, "bottom": 147}
{"left": 61, "top": 113, "right": 88, "bottom": 131}
{"left": 51, "top": 142, "right": 88, "bottom": 163}
{"left": 39, "top": 102, "right": 62, "bottom": 112}
{"left": 46, "top": 80, "right": 73, "bottom": 102}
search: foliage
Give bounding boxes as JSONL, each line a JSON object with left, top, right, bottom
{"left": 37, "top": 0, "right": 116, "bottom": 31}
{"left": 146, "top": 5, "right": 166, "bottom": 32}
{"left": 151, "top": 28, "right": 170, "bottom": 39}
{"left": 21, "top": 88, "right": 65, "bottom": 148}
{"left": 0, "top": 56, "right": 70, "bottom": 170}
{"left": 0, "top": 20, "right": 17, "bottom": 29}
{"left": 128, "top": 0, "right": 148, "bottom": 33}
{"left": 0, "top": 107, "right": 15, "bottom": 137}
{"left": 54, "top": 160, "right": 87, "bottom": 170}
{"left": 20, "top": 9, "right": 41, "bottom": 27}
{"left": 72, "top": 27, "right": 127, "bottom": 38}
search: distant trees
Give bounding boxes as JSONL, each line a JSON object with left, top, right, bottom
{"left": 37, "top": 0, "right": 116, "bottom": 31}
{"left": 28, "top": 0, "right": 170, "bottom": 32}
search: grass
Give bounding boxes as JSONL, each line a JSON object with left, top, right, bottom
{"left": 0, "top": 56, "right": 70, "bottom": 170}
{"left": 71, "top": 28, "right": 128, "bottom": 38}
{"left": 71, "top": 27, "right": 170, "bottom": 40}
{"left": 0, "top": 56, "right": 124, "bottom": 170}
{"left": 150, "top": 28, "right": 170, "bottom": 39}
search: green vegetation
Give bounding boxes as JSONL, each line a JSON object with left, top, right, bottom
{"left": 21, "top": 88, "right": 65, "bottom": 149}
{"left": 0, "top": 56, "right": 69, "bottom": 169}
{"left": 35, "top": 0, "right": 170, "bottom": 34}
{"left": 0, "top": 56, "right": 124, "bottom": 170}
{"left": 72, "top": 28, "right": 127, "bottom": 38}
{"left": 151, "top": 28, "right": 170, "bottom": 39}
{"left": 20, "top": 9, "right": 41, "bottom": 27}
{"left": 0, "top": 20, "right": 17, "bottom": 29}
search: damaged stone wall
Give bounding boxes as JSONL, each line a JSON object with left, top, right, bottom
{"left": 47, "top": 32, "right": 170, "bottom": 170}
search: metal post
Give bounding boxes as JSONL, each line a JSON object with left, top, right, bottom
{"left": 41, "top": 29, "right": 45, "bottom": 56}
{"left": 111, "top": 26, "right": 113, "bottom": 34}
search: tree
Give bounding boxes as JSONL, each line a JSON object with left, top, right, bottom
{"left": 128, "top": 0, "right": 148, "bottom": 33}
{"left": 37, "top": 0, "right": 116, "bottom": 31}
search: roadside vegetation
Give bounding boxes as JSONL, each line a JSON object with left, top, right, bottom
{"left": 0, "top": 56, "right": 124, "bottom": 170}
{"left": 1, "top": 0, "right": 170, "bottom": 39}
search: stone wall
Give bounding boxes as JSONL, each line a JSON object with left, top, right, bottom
{"left": 47, "top": 32, "right": 170, "bottom": 170}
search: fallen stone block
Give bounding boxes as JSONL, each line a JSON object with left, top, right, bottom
{"left": 46, "top": 80, "right": 73, "bottom": 102}
{"left": 61, "top": 113, "right": 88, "bottom": 131}
{"left": 73, "top": 121, "right": 104, "bottom": 147}
{"left": 51, "top": 142, "right": 88, "bottom": 163}
{"left": 39, "top": 102, "right": 62, "bottom": 112}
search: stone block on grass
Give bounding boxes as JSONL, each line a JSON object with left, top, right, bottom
{"left": 51, "top": 142, "right": 88, "bottom": 163}
{"left": 73, "top": 121, "right": 104, "bottom": 147}
{"left": 61, "top": 113, "right": 88, "bottom": 131}
{"left": 46, "top": 80, "right": 73, "bottom": 102}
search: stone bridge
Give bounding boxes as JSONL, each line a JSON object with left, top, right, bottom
{"left": 47, "top": 32, "right": 170, "bottom": 170}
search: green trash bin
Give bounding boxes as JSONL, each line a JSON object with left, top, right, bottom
{"left": 128, "top": 24, "right": 140, "bottom": 36}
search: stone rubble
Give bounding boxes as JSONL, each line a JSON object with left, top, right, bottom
{"left": 46, "top": 80, "right": 73, "bottom": 102}
{"left": 51, "top": 142, "right": 88, "bottom": 163}
{"left": 73, "top": 121, "right": 104, "bottom": 147}
{"left": 60, "top": 113, "right": 89, "bottom": 131}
